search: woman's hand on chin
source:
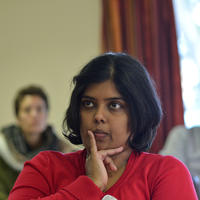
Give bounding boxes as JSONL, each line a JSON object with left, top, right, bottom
{"left": 85, "top": 130, "right": 123, "bottom": 191}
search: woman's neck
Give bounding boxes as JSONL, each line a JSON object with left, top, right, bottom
{"left": 103, "top": 148, "right": 132, "bottom": 192}
{"left": 107, "top": 147, "right": 132, "bottom": 176}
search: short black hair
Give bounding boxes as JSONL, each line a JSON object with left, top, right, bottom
{"left": 14, "top": 85, "right": 49, "bottom": 117}
{"left": 63, "top": 52, "right": 162, "bottom": 152}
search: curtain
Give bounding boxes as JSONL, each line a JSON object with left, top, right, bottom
{"left": 102, "top": 0, "right": 184, "bottom": 153}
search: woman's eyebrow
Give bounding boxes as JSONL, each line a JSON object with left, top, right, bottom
{"left": 81, "top": 96, "right": 95, "bottom": 100}
{"left": 104, "top": 97, "right": 124, "bottom": 101}
{"left": 82, "top": 96, "right": 124, "bottom": 101}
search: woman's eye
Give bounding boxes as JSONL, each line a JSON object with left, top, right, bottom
{"left": 109, "top": 102, "right": 121, "bottom": 110}
{"left": 82, "top": 100, "right": 94, "bottom": 108}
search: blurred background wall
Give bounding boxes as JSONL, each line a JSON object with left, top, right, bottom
{"left": 0, "top": 0, "right": 101, "bottom": 138}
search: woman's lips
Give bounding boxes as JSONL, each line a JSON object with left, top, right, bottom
{"left": 92, "top": 130, "right": 108, "bottom": 140}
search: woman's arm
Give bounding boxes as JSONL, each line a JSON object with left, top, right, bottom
{"left": 8, "top": 151, "right": 103, "bottom": 200}
{"left": 9, "top": 176, "right": 103, "bottom": 200}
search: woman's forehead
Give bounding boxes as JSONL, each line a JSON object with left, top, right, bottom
{"left": 83, "top": 80, "right": 121, "bottom": 97}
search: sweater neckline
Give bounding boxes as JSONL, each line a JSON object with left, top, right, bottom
{"left": 80, "top": 149, "right": 138, "bottom": 193}
{"left": 104, "top": 150, "right": 138, "bottom": 193}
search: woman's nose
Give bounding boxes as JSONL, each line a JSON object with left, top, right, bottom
{"left": 94, "top": 106, "right": 106, "bottom": 124}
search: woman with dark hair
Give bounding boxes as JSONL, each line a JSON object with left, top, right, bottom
{"left": 9, "top": 53, "right": 197, "bottom": 199}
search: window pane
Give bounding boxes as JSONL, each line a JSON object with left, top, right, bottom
{"left": 173, "top": 0, "right": 200, "bottom": 128}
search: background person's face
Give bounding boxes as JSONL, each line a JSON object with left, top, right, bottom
{"left": 17, "top": 95, "right": 48, "bottom": 141}
{"left": 80, "top": 80, "right": 131, "bottom": 152}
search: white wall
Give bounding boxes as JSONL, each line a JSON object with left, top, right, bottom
{"left": 0, "top": 1, "right": 101, "bottom": 139}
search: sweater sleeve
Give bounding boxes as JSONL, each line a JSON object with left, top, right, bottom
{"left": 8, "top": 152, "right": 103, "bottom": 200}
{"left": 150, "top": 156, "right": 198, "bottom": 200}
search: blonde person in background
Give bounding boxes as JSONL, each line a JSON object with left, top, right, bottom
{"left": 0, "top": 85, "right": 77, "bottom": 200}
{"left": 160, "top": 125, "right": 200, "bottom": 198}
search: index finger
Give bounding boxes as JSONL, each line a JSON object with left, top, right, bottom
{"left": 87, "top": 130, "right": 98, "bottom": 154}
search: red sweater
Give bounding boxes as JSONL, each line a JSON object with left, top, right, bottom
{"left": 9, "top": 150, "right": 197, "bottom": 200}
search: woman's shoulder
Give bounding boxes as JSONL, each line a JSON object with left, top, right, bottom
{"left": 34, "top": 149, "right": 85, "bottom": 159}
{"left": 137, "top": 152, "right": 191, "bottom": 178}
{"left": 26, "top": 149, "right": 86, "bottom": 169}
{"left": 140, "top": 152, "right": 187, "bottom": 168}
{"left": 131, "top": 152, "right": 197, "bottom": 199}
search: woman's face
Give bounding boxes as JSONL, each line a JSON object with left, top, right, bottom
{"left": 80, "top": 80, "right": 131, "bottom": 152}
{"left": 17, "top": 95, "right": 48, "bottom": 142}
